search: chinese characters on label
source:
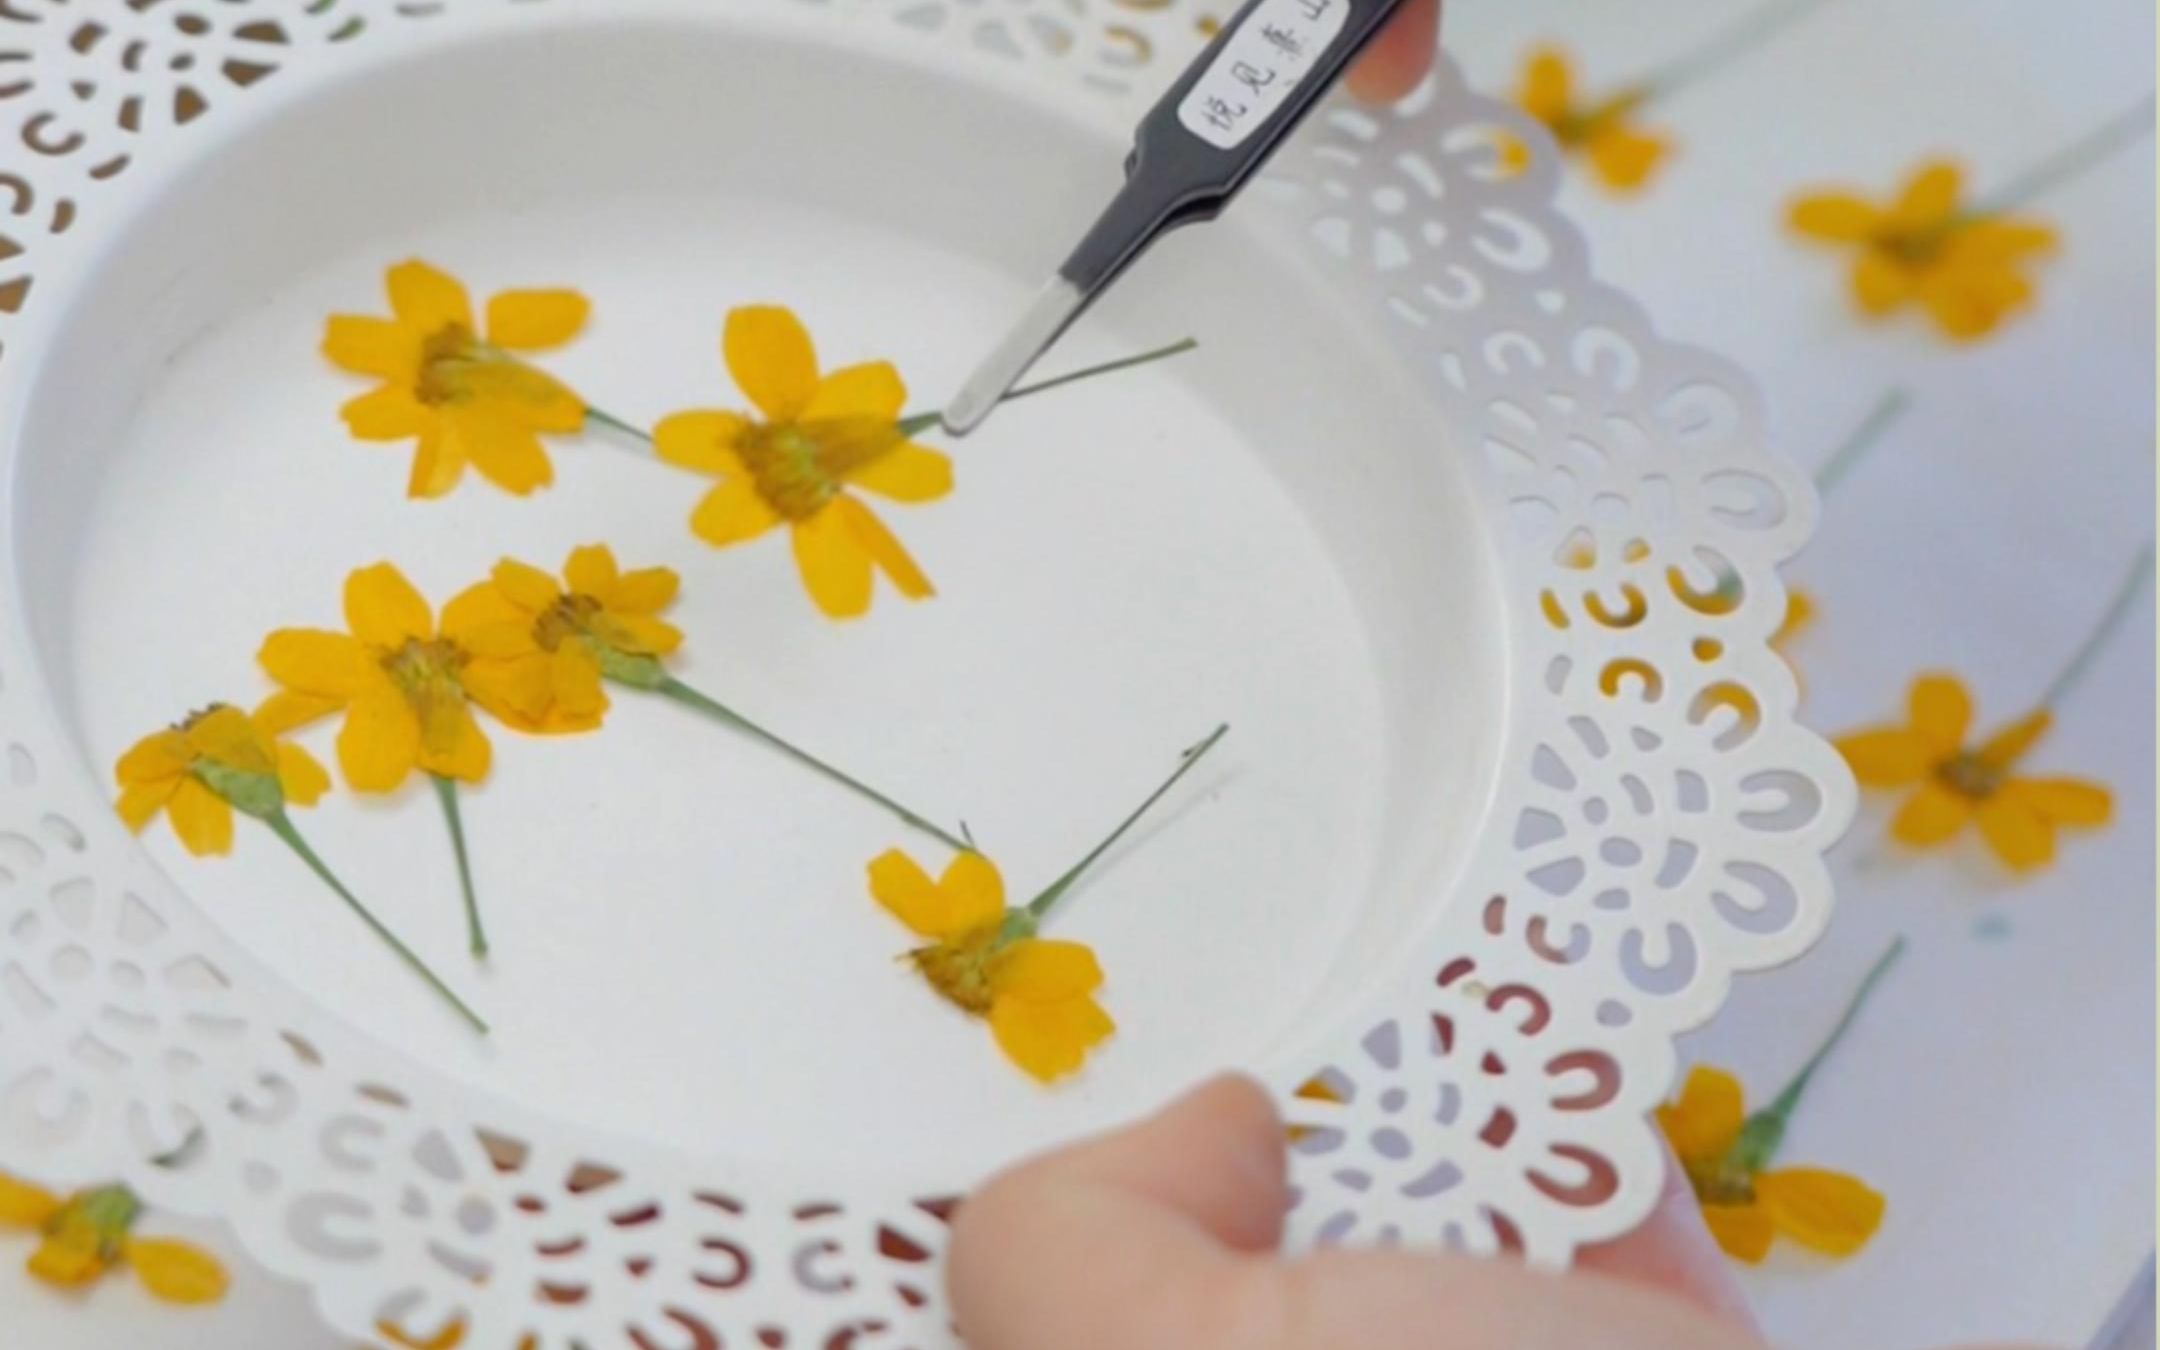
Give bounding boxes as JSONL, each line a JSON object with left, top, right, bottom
{"left": 1176, "top": 0, "right": 1350, "bottom": 150}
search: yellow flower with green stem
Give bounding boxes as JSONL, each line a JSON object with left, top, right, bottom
{"left": 460, "top": 542, "right": 968, "bottom": 850}
{"left": 1835, "top": 548, "right": 2145, "bottom": 872}
{"left": 1660, "top": 939, "right": 1902, "bottom": 1264}
{"left": 1788, "top": 98, "right": 2152, "bottom": 341}
{"left": 615, "top": 305, "right": 1192, "bottom": 620}
{"left": 324, "top": 259, "right": 591, "bottom": 497}
{"left": 1502, "top": 0, "right": 1842, "bottom": 192}
{"left": 1, "top": 1161, "right": 227, "bottom": 1303}
{"left": 869, "top": 723, "right": 1228, "bottom": 1083}
{"left": 112, "top": 700, "right": 483, "bottom": 1031}
{"left": 260, "top": 561, "right": 545, "bottom": 963}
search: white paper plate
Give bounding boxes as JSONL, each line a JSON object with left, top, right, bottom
{"left": 0, "top": 1, "right": 1844, "bottom": 1344}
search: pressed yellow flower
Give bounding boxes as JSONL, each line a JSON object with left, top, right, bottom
{"left": 870, "top": 850, "right": 1114, "bottom": 1083}
{"left": 114, "top": 698, "right": 484, "bottom": 1028}
{"left": 463, "top": 543, "right": 967, "bottom": 849}
{"left": 654, "top": 306, "right": 952, "bottom": 620}
{"left": 115, "top": 701, "right": 328, "bottom": 857}
{"left": 453, "top": 543, "right": 684, "bottom": 734}
{"left": 261, "top": 561, "right": 514, "bottom": 958}
{"left": 0, "top": 1173, "right": 226, "bottom": 1302}
{"left": 1837, "top": 673, "right": 2110, "bottom": 871}
{"left": 324, "top": 259, "right": 589, "bottom": 497}
{"left": 1658, "top": 940, "right": 1901, "bottom": 1264}
{"left": 866, "top": 724, "right": 1228, "bottom": 1084}
{"left": 1507, "top": 47, "right": 1670, "bottom": 191}
{"left": 1789, "top": 161, "right": 2057, "bottom": 341}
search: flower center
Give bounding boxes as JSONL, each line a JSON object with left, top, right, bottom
{"left": 1936, "top": 750, "right": 2005, "bottom": 800}
{"left": 535, "top": 593, "right": 604, "bottom": 653}
{"left": 735, "top": 419, "right": 901, "bottom": 521}
{"left": 909, "top": 926, "right": 1003, "bottom": 1015}
{"left": 414, "top": 325, "right": 485, "bottom": 406}
{"left": 1875, "top": 217, "right": 1964, "bottom": 266}
{"left": 381, "top": 637, "right": 469, "bottom": 721}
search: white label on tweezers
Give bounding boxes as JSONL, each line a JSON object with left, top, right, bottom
{"left": 1177, "top": 0, "right": 1350, "bottom": 150}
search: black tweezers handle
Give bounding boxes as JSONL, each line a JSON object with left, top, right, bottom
{"left": 1059, "top": 0, "right": 1414, "bottom": 296}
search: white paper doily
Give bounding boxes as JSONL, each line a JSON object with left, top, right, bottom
{"left": 0, "top": 1, "right": 1848, "bottom": 1345}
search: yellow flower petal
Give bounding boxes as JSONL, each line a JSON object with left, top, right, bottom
{"left": 458, "top": 359, "right": 587, "bottom": 432}
{"left": 1955, "top": 217, "right": 2059, "bottom": 263}
{"left": 989, "top": 991, "right": 1115, "bottom": 1083}
{"left": 0, "top": 1174, "right": 61, "bottom": 1227}
{"left": 1920, "top": 261, "right": 2032, "bottom": 341}
{"left": 167, "top": 777, "right": 235, "bottom": 857}
{"left": 836, "top": 495, "right": 934, "bottom": 602}
{"left": 609, "top": 566, "right": 680, "bottom": 615}
{"left": 868, "top": 848, "right": 948, "bottom": 939}
{"left": 345, "top": 563, "right": 435, "bottom": 649}
{"left": 724, "top": 305, "right": 820, "bottom": 422}
{"left": 116, "top": 730, "right": 190, "bottom": 786}
{"left": 1851, "top": 250, "right": 1918, "bottom": 315}
{"left": 386, "top": 259, "right": 473, "bottom": 333}
{"left": 442, "top": 581, "right": 541, "bottom": 660}
{"left": 116, "top": 779, "right": 177, "bottom": 832}
{"left": 27, "top": 1232, "right": 108, "bottom": 1287}
{"left": 563, "top": 543, "right": 619, "bottom": 598}
{"left": 1701, "top": 1202, "right": 1776, "bottom": 1264}
{"left": 1908, "top": 673, "right": 1974, "bottom": 751}
{"left": 992, "top": 938, "right": 1104, "bottom": 1001}
{"left": 1836, "top": 728, "right": 1935, "bottom": 787}
{"left": 341, "top": 384, "right": 432, "bottom": 441}
{"left": 1890, "top": 159, "right": 1963, "bottom": 232}
{"left": 1975, "top": 706, "right": 2050, "bottom": 770}
{"left": 1974, "top": 791, "right": 2052, "bottom": 870}
{"left": 940, "top": 852, "right": 1006, "bottom": 929}
{"left": 1755, "top": 1167, "right": 1884, "bottom": 1257}
{"left": 275, "top": 742, "right": 331, "bottom": 808}
{"left": 449, "top": 405, "right": 553, "bottom": 497}
{"left": 1891, "top": 779, "right": 1973, "bottom": 847}
{"left": 337, "top": 684, "right": 422, "bottom": 792}
{"left": 591, "top": 612, "right": 681, "bottom": 656}
{"left": 261, "top": 629, "right": 374, "bottom": 698}
{"left": 253, "top": 691, "right": 343, "bottom": 738}
{"left": 802, "top": 360, "right": 906, "bottom": 424}
{"left": 1788, "top": 192, "right": 1883, "bottom": 243}
{"left": 1654, "top": 1065, "right": 1746, "bottom": 1165}
{"left": 488, "top": 559, "right": 561, "bottom": 614}
{"left": 415, "top": 697, "right": 491, "bottom": 784}
{"left": 690, "top": 478, "right": 783, "bottom": 548}
{"left": 1517, "top": 46, "right": 1573, "bottom": 125}
{"left": 124, "top": 1236, "right": 229, "bottom": 1304}
{"left": 1587, "top": 126, "right": 1669, "bottom": 191}
{"left": 377, "top": 1316, "right": 469, "bottom": 1350}
{"left": 407, "top": 426, "right": 466, "bottom": 499}
{"left": 790, "top": 508, "right": 875, "bottom": 618}
{"left": 484, "top": 289, "right": 589, "bottom": 350}
{"left": 549, "top": 645, "right": 610, "bottom": 725}
{"left": 322, "top": 315, "right": 419, "bottom": 380}
{"left": 847, "top": 442, "right": 953, "bottom": 503}
{"left": 2009, "top": 776, "right": 2112, "bottom": 826}
{"left": 459, "top": 654, "right": 557, "bottom": 731}
{"left": 653, "top": 411, "right": 752, "bottom": 477}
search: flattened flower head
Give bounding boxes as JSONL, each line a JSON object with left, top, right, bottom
{"left": 115, "top": 701, "right": 331, "bottom": 855}
{"left": 1509, "top": 46, "right": 1670, "bottom": 191}
{"left": 1, "top": 1172, "right": 227, "bottom": 1302}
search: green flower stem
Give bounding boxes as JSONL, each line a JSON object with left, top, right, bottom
{"left": 1017, "top": 722, "right": 1231, "bottom": 931}
{"left": 431, "top": 774, "right": 487, "bottom": 958}
{"left": 893, "top": 337, "right": 1199, "bottom": 439}
{"left": 2039, "top": 544, "right": 2154, "bottom": 710}
{"left": 1813, "top": 387, "right": 1910, "bottom": 497}
{"left": 648, "top": 673, "right": 971, "bottom": 853}
{"left": 1978, "top": 94, "right": 2156, "bottom": 215}
{"left": 584, "top": 405, "right": 652, "bottom": 444}
{"left": 1730, "top": 936, "right": 1904, "bottom": 1174}
{"left": 1640, "top": 0, "right": 1849, "bottom": 100}
{"left": 263, "top": 811, "right": 489, "bottom": 1035}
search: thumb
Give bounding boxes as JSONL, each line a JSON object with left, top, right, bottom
{"left": 948, "top": 1074, "right": 1288, "bottom": 1350}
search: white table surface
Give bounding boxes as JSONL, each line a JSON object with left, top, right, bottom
{"left": 2, "top": 0, "right": 2151, "bottom": 1346}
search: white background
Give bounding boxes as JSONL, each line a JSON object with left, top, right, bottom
{"left": 4, "top": 0, "right": 2152, "bottom": 1346}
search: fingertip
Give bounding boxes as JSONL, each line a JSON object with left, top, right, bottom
{"left": 1576, "top": 1145, "right": 1759, "bottom": 1333}
{"left": 1345, "top": 0, "right": 1440, "bottom": 104}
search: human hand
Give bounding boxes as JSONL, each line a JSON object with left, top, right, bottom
{"left": 949, "top": 1075, "right": 2040, "bottom": 1350}
{"left": 1346, "top": 0, "right": 1442, "bottom": 103}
